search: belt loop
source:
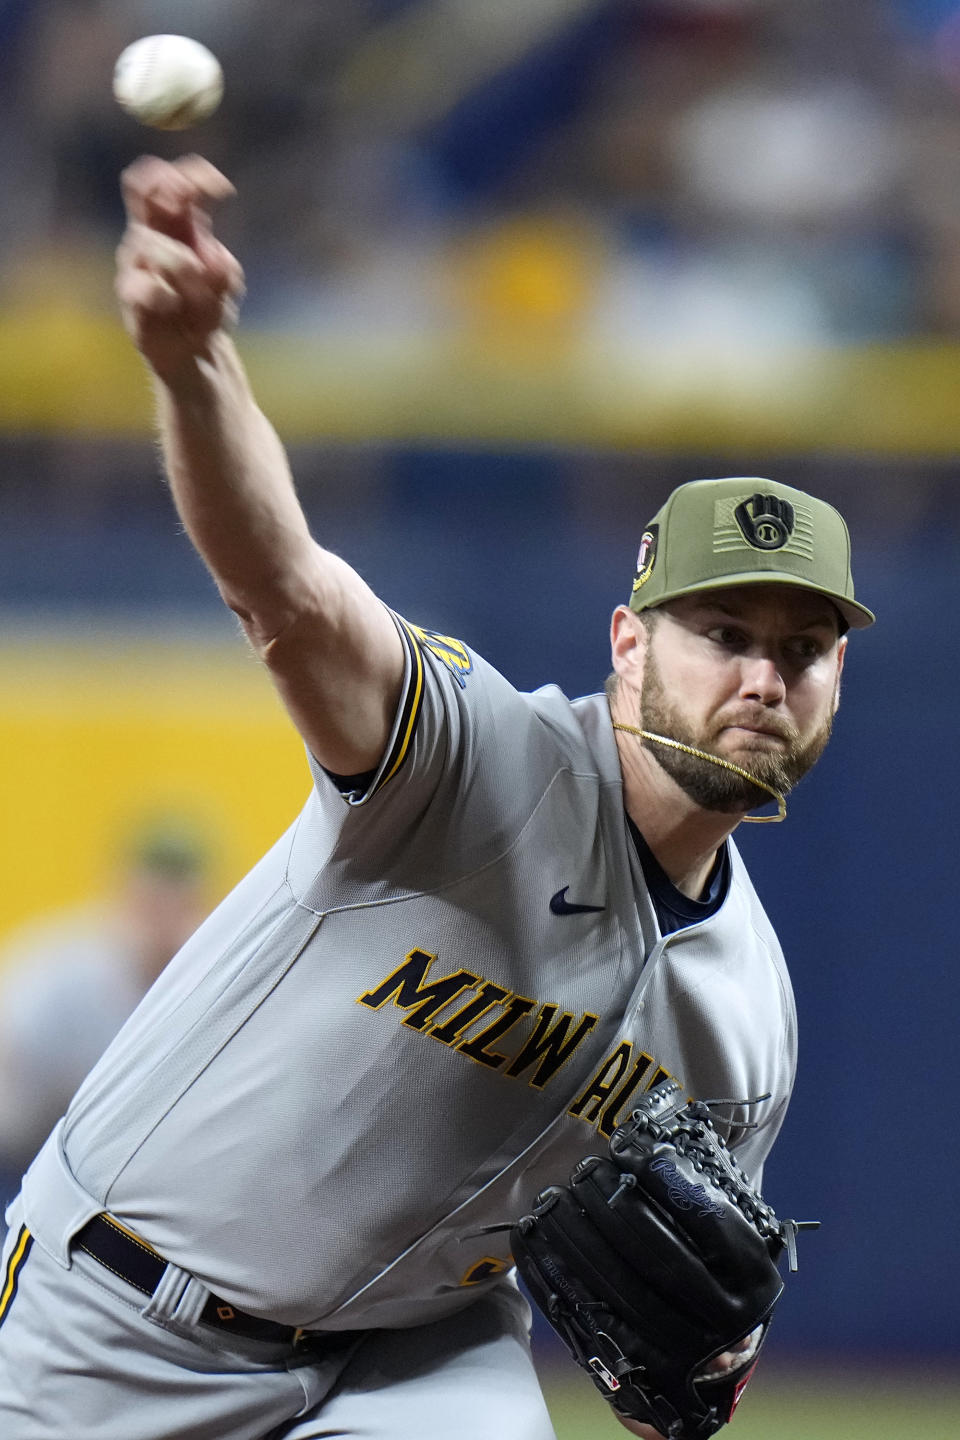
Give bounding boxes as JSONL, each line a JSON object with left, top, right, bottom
{"left": 142, "top": 1262, "right": 197, "bottom": 1326}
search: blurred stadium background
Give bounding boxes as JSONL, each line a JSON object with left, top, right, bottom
{"left": 1, "top": 0, "right": 959, "bottom": 1434}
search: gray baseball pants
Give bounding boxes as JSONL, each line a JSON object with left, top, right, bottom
{"left": 0, "top": 1194, "right": 558, "bottom": 1440}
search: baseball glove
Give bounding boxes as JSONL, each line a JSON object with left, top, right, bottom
{"left": 510, "top": 1078, "right": 816, "bottom": 1439}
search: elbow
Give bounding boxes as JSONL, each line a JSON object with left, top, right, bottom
{"left": 216, "top": 568, "right": 322, "bottom": 657}
{"left": 218, "top": 586, "right": 279, "bottom": 655}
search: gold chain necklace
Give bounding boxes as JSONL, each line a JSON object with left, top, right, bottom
{"left": 611, "top": 723, "right": 787, "bottom": 823}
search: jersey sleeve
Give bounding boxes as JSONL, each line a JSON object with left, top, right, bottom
{"left": 301, "top": 609, "right": 583, "bottom": 888}
{"left": 311, "top": 612, "right": 430, "bottom": 807}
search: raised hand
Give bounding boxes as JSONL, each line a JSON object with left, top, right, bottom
{"left": 115, "top": 154, "right": 245, "bottom": 384}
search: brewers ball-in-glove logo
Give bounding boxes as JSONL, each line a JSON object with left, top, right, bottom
{"left": 734, "top": 494, "right": 795, "bottom": 551}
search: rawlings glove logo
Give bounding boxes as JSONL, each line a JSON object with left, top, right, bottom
{"left": 650, "top": 1156, "right": 725, "bottom": 1218}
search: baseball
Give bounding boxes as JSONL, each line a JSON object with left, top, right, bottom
{"left": 113, "top": 35, "right": 224, "bottom": 131}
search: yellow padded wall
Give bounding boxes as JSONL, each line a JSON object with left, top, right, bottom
{"left": 0, "top": 634, "right": 311, "bottom": 948}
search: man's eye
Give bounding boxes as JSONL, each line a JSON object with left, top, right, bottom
{"left": 784, "top": 638, "right": 822, "bottom": 662}
{"left": 707, "top": 627, "right": 745, "bottom": 648}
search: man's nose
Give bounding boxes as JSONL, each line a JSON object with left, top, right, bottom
{"left": 738, "top": 655, "right": 786, "bottom": 705}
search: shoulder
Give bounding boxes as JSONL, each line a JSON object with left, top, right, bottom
{"left": 526, "top": 688, "right": 621, "bottom": 776}
{"left": 385, "top": 616, "right": 615, "bottom": 787}
{"left": 721, "top": 844, "right": 795, "bottom": 1018}
{"left": 726, "top": 842, "right": 785, "bottom": 952}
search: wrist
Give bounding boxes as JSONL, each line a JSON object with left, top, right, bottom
{"left": 151, "top": 330, "right": 241, "bottom": 404}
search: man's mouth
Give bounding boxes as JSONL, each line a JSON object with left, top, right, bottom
{"left": 721, "top": 723, "right": 789, "bottom": 743}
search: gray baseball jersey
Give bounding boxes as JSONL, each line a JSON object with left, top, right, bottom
{"left": 17, "top": 615, "right": 796, "bottom": 1334}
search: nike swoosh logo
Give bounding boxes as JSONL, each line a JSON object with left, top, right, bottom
{"left": 550, "top": 887, "right": 605, "bottom": 916}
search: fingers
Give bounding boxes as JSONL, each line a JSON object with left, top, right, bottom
{"left": 121, "top": 154, "right": 235, "bottom": 220}
{"left": 116, "top": 265, "right": 183, "bottom": 324}
{"left": 697, "top": 1324, "right": 763, "bottom": 1380}
{"left": 199, "top": 232, "right": 245, "bottom": 300}
{"left": 119, "top": 155, "right": 240, "bottom": 294}
{"left": 615, "top": 1422, "right": 666, "bottom": 1440}
{"left": 118, "top": 221, "right": 244, "bottom": 301}
{"left": 117, "top": 224, "right": 211, "bottom": 317}
{"left": 170, "top": 154, "right": 236, "bottom": 200}
{"left": 120, "top": 154, "right": 235, "bottom": 249}
{"left": 116, "top": 156, "right": 244, "bottom": 375}
{"left": 116, "top": 222, "right": 244, "bottom": 364}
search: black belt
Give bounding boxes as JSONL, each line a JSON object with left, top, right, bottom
{"left": 74, "top": 1214, "right": 361, "bottom": 1352}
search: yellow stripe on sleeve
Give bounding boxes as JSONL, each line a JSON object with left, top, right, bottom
{"left": 374, "top": 618, "right": 425, "bottom": 793}
{"left": 0, "top": 1226, "right": 33, "bottom": 1325}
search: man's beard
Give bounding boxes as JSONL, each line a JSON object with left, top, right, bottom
{"left": 638, "top": 649, "right": 834, "bottom": 815}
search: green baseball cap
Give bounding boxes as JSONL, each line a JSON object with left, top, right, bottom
{"left": 628, "top": 477, "right": 875, "bottom": 630}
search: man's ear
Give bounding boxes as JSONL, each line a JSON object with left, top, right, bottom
{"left": 833, "top": 635, "right": 847, "bottom": 714}
{"left": 610, "top": 606, "right": 649, "bottom": 685}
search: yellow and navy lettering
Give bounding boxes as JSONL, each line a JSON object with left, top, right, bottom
{"left": 0, "top": 1225, "right": 33, "bottom": 1328}
{"left": 357, "top": 952, "right": 597, "bottom": 1089}
{"left": 406, "top": 624, "right": 473, "bottom": 689}
{"left": 457, "top": 995, "right": 537, "bottom": 1067}
{"left": 503, "top": 1005, "right": 599, "bottom": 1089}
{"left": 567, "top": 1043, "right": 674, "bottom": 1137}
{"left": 357, "top": 949, "right": 479, "bottom": 1029}
{"left": 357, "top": 952, "right": 675, "bottom": 1139}
{"left": 429, "top": 982, "right": 510, "bottom": 1047}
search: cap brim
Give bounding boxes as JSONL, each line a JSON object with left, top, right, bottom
{"left": 641, "top": 572, "right": 875, "bottom": 629}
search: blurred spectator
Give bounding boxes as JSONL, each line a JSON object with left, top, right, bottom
{"left": 0, "top": 818, "right": 210, "bottom": 1216}
{"left": 6, "top": 0, "right": 960, "bottom": 343}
